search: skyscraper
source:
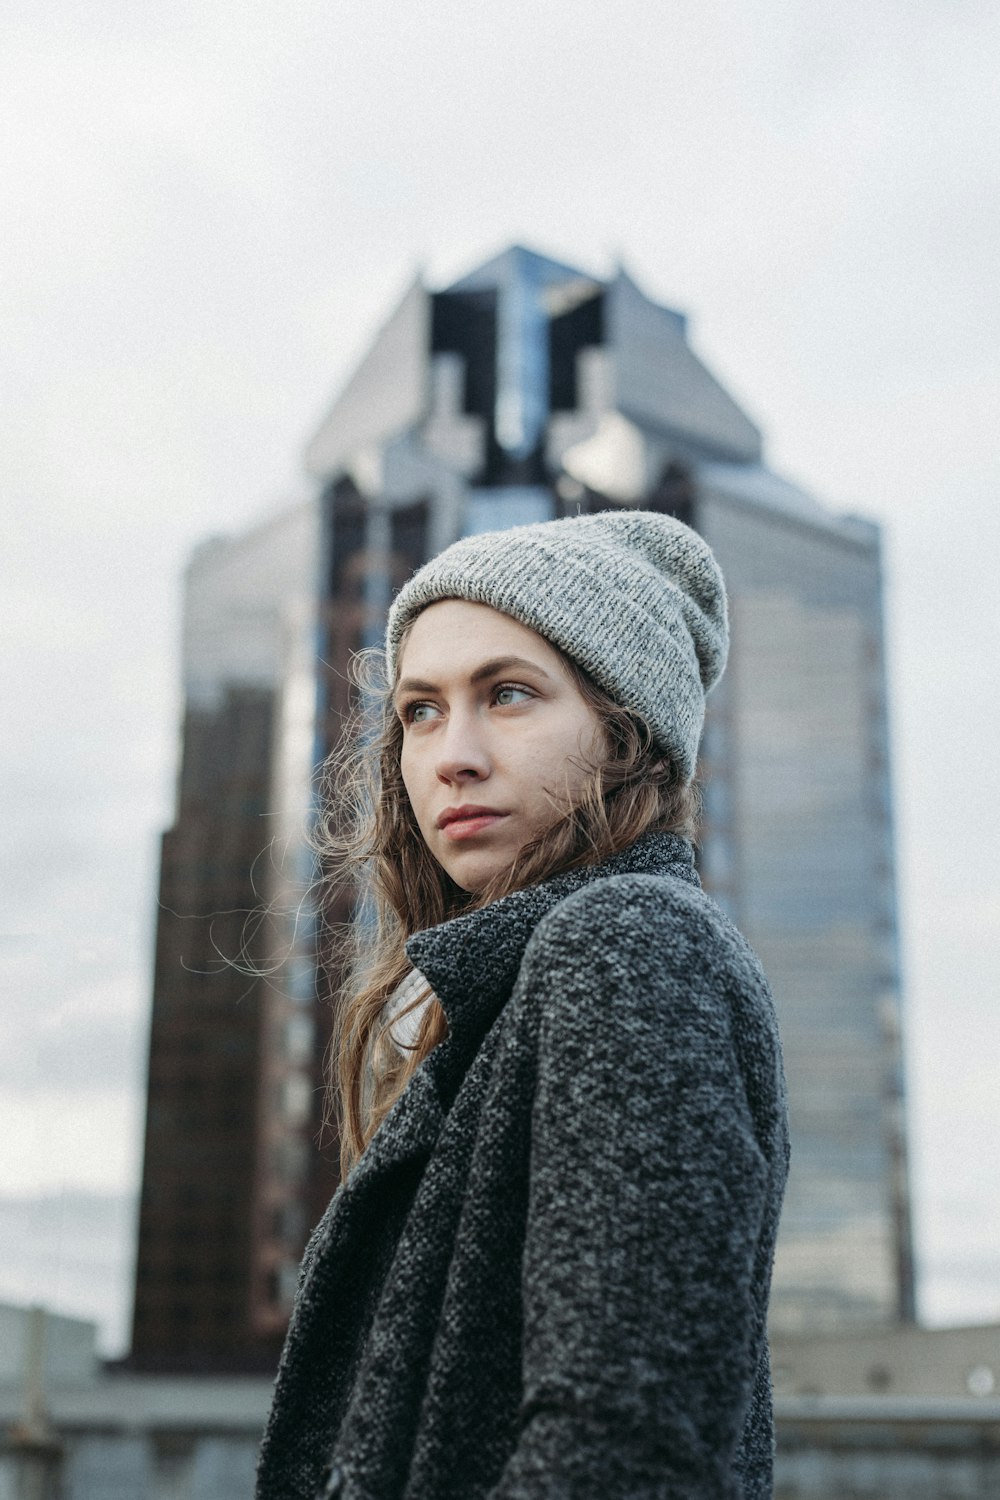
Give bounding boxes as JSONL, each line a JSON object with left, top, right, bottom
{"left": 133, "top": 245, "right": 912, "bottom": 1368}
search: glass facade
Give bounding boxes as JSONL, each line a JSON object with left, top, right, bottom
{"left": 464, "top": 485, "right": 553, "bottom": 534}
{"left": 133, "top": 505, "right": 330, "bottom": 1371}
{"left": 133, "top": 688, "right": 279, "bottom": 1369}
{"left": 697, "top": 490, "right": 911, "bottom": 1329}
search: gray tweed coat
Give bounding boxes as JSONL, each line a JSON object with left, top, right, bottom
{"left": 257, "top": 833, "right": 789, "bottom": 1500}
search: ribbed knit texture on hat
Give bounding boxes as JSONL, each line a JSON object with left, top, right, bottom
{"left": 385, "top": 509, "right": 729, "bottom": 778}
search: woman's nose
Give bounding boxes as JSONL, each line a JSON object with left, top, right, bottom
{"left": 434, "top": 712, "right": 491, "bottom": 784}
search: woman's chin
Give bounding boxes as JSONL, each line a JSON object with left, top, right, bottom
{"left": 440, "top": 844, "right": 517, "bottom": 896}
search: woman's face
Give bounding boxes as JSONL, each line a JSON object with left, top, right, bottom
{"left": 396, "top": 600, "right": 607, "bottom": 893}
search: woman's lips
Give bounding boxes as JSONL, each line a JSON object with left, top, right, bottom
{"left": 439, "top": 811, "right": 508, "bottom": 841}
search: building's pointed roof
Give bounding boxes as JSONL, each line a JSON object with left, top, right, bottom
{"left": 306, "top": 243, "right": 764, "bottom": 479}
{"left": 445, "top": 243, "right": 595, "bottom": 295}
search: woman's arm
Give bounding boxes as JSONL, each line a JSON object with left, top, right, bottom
{"left": 488, "top": 874, "right": 781, "bottom": 1500}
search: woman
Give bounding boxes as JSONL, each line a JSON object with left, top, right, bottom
{"left": 257, "top": 508, "right": 790, "bottom": 1500}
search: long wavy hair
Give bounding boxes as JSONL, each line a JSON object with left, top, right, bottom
{"left": 318, "top": 628, "right": 701, "bottom": 1175}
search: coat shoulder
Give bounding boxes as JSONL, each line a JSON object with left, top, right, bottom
{"left": 527, "top": 866, "right": 764, "bottom": 991}
{"left": 516, "top": 866, "right": 787, "bottom": 1171}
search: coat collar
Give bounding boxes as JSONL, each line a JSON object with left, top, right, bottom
{"left": 407, "top": 831, "right": 698, "bottom": 1066}
{"left": 346, "top": 833, "right": 697, "bottom": 1197}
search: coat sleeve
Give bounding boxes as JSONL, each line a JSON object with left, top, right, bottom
{"left": 487, "top": 876, "right": 773, "bottom": 1500}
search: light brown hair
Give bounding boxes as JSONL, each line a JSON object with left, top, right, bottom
{"left": 317, "top": 632, "right": 700, "bottom": 1176}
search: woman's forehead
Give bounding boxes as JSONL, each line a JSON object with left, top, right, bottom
{"left": 396, "top": 600, "right": 566, "bottom": 681}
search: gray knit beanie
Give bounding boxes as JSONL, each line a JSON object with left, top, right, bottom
{"left": 385, "top": 508, "right": 728, "bottom": 778}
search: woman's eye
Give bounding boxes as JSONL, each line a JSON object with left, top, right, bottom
{"left": 407, "top": 702, "right": 440, "bottom": 724}
{"left": 494, "top": 684, "right": 532, "bottom": 707}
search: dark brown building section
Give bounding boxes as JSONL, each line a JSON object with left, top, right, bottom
{"left": 132, "top": 687, "right": 285, "bottom": 1372}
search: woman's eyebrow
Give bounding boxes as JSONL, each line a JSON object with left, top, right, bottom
{"left": 395, "top": 655, "right": 554, "bottom": 700}
{"left": 469, "top": 655, "right": 554, "bottom": 685}
{"left": 395, "top": 676, "right": 438, "bottom": 699}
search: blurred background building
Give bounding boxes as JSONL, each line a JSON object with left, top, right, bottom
{"left": 131, "top": 245, "right": 913, "bottom": 1372}
{"left": 5, "top": 1302, "right": 996, "bottom": 1499}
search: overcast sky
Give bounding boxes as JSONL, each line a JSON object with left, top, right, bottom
{"left": 2, "top": 0, "right": 998, "bottom": 1352}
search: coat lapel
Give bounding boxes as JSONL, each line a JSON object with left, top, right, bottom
{"left": 408, "top": 830, "right": 700, "bottom": 1083}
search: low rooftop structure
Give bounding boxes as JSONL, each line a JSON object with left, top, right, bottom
{"left": 2, "top": 1304, "right": 999, "bottom": 1497}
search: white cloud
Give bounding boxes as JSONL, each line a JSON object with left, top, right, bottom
{"left": 0, "top": 1088, "right": 143, "bottom": 1196}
